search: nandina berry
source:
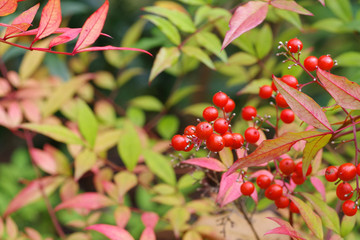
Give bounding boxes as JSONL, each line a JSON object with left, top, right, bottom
{"left": 287, "top": 38, "right": 303, "bottom": 53}
{"left": 271, "top": 81, "right": 277, "bottom": 91}
{"left": 214, "top": 118, "right": 229, "bottom": 134}
{"left": 357, "top": 164, "right": 360, "bottom": 176}
{"left": 195, "top": 122, "right": 213, "bottom": 140}
{"left": 242, "top": 106, "right": 257, "bottom": 121}
{"left": 184, "top": 125, "right": 196, "bottom": 136}
{"left": 291, "top": 172, "right": 305, "bottom": 185}
{"left": 224, "top": 99, "right": 235, "bottom": 113}
{"left": 304, "top": 56, "right": 318, "bottom": 72}
{"left": 244, "top": 127, "right": 260, "bottom": 144}
{"left": 184, "top": 142, "right": 194, "bottom": 152}
{"left": 336, "top": 182, "right": 353, "bottom": 200}
{"left": 206, "top": 134, "right": 224, "bottom": 152}
{"left": 295, "top": 161, "right": 312, "bottom": 177}
{"left": 256, "top": 174, "right": 271, "bottom": 189}
{"left": 222, "top": 132, "right": 234, "bottom": 147}
{"left": 275, "top": 94, "right": 289, "bottom": 108}
{"left": 275, "top": 196, "right": 290, "bottom": 208}
{"left": 289, "top": 201, "right": 300, "bottom": 214}
{"left": 281, "top": 75, "right": 298, "bottom": 89}
{"left": 338, "top": 163, "right": 356, "bottom": 182}
{"left": 318, "top": 55, "right": 334, "bottom": 71}
{"left": 280, "top": 109, "right": 295, "bottom": 124}
{"left": 171, "top": 135, "right": 188, "bottom": 151}
{"left": 241, "top": 182, "right": 255, "bottom": 196}
{"left": 259, "top": 85, "right": 273, "bottom": 99}
{"left": 232, "top": 133, "right": 244, "bottom": 149}
{"left": 325, "top": 166, "right": 338, "bottom": 182}
{"left": 213, "top": 92, "right": 229, "bottom": 108}
{"left": 265, "top": 184, "right": 283, "bottom": 200}
{"left": 279, "top": 158, "right": 296, "bottom": 176}
{"left": 203, "top": 106, "right": 218, "bottom": 122}
{"left": 342, "top": 200, "right": 357, "bottom": 216}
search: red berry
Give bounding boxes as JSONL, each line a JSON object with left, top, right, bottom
{"left": 280, "top": 109, "right": 295, "bottom": 124}
{"left": 275, "top": 196, "right": 290, "bottom": 208}
{"left": 241, "top": 182, "right": 255, "bottom": 196}
{"left": 195, "top": 122, "right": 213, "bottom": 140}
{"left": 184, "top": 143, "right": 194, "bottom": 152}
{"left": 203, "top": 106, "right": 218, "bottom": 122}
{"left": 291, "top": 172, "right": 305, "bottom": 185}
{"left": 214, "top": 118, "right": 229, "bottom": 134}
{"left": 184, "top": 125, "right": 196, "bottom": 136}
{"left": 259, "top": 85, "right": 273, "bottom": 99}
{"left": 336, "top": 182, "right": 353, "bottom": 200}
{"left": 224, "top": 99, "right": 235, "bottom": 113}
{"left": 318, "top": 55, "right": 334, "bottom": 71}
{"left": 206, "top": 134, "right": 224, "bottom": 152}
{"left": 222, "top": 132, "right": 234, "bottom": 147}
{"left": 244, "top": 127, "right": 260, "bottom": 144}
{"left": 265, "top": 184, "right": 283, "bottom": 200}
{"left": 279, "top": 158, "right": 296, "bottom": 176}
{"left": 271, "top": 81, "right": 277, "bottom": 91}
{"left": 295, "top": 161, "right": 312, "bottom": 177}
{"left": 325, "top": 166, "right": 338, "bottom": 182}
{"left": 289, "top": 201, "right": 300, "bottom": 214}
{"left": 242, "top": 106, "right": 257, "bottom": 121}
{"left": 287, "top": 38, "right": 303, "bottom": 53}
{"left": 213, "top": 92, "right": 229, "bottom": 108}
{"left": 275, "top": 94, "right": 289, "bottom": 108}
{"left": 232, "top": 133, "right": 244, "bottom": 149}
{"left": 338, "top": 163, "right": 356, "bottom": 182}
{"left": 171, "top": 135, "right": 188, "bottom": 151}
{"left": 357, "top": 164, "right": 360, "bottom": 176}
{"left": 281, "top": 75, "right": 298, "bottom": 89}
{"left": 304, "top": 56, "right": 318, "bottom": 72}
{"left": 256, "top": 174, "right": 271, "bottom": 189}
{"left": 342, "top": 200, "right": 357, "bottom": 216}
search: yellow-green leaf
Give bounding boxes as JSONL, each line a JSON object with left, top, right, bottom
{"left": 196, "top": 32, "right": 227, "bottom": 62}
{"left": 143, "top": 15, "right": 181, "bottom": 45}
{"left": 340, "top": 214, "right": 356, "bottom": 237}
{"left": 77, "top": 99, "right": 98, "bottom": 148}
{"left": 143, "top": 150, "right": 176, "bottom": 186}
{"left": 166, "top": 207, "right": 190, "bottom": 238}
{"left": 130, "top": 95, "right": 163, "bottom": 112}
{"left": 74, "top": 148, "right": 97, "bottom": 181}
{"left": 182, "top": 46, "right": 215, "bottom": 69}
{"left": 149, "top": 47, "right": 180, "bottom": 83}
{"left": 94, "top": 129, "right": 122, "bottom": 153}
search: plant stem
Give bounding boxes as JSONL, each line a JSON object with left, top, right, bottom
{"left": 234, "top": 199, "right": 260, "bottom": 240}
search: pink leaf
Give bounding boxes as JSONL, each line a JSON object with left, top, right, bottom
{"left": 8, "top": 102, "right": 23, "bottom": 127}
{"left": 275, "top": 179, "right": 296, "bottom": 193}
{"left": 86, "top": 224, "right": 134, "bottom": 240}
{"left": 0, "top": 0, "right": 17, "bottom": 16}
{"left": 249, "top": 170, "right": 274, "bottom": 180}
{"left": 273, "top": 75, "right": 332, "bottom": 131}
{"left": 25, "top": 227, "right": 42, "bottom": 240}
{"left": 21, "top": 100, "right": 41, "bottom": 123}
{"left": 271, "top": 0, "right": 313, "bottom": 15}
{"left": 73, "top": 0, "right": 109, "bottom": 52}
{"left": 34, "top": 0, "right": 61, "bottom": 41}
{"left": 182, "top": 158, "right": 227, "bottom": 172}
{"left": 4, "top": 176, "right": 64, "bottom": 217}
{"left": 140, "top": 228, "right": 156, "bottom": 240}
{"left": 265, "top": 217, "right": 306, "bottom": 239}
{"left": 74, "top": 46, "right": 152, "bottom": 56}
{"left": 310, "top": 176, "right": 326, "bottom": 201}
{"left": 49, "top": 28, "right": 81, "bottom": 48}
{"left": 318, "top": 0, "right": 325, "bottom": 6}
{"left": 250, "top": 187, "right": 258, "bottom": 204}
{"left": 216, "top": 172, "right": 242, "bottom": 207}
{"left": 141, "top": 212, "right": 159, "bottom": 229}
{"left": 55, "top": 193, "right": 115, "bottom": 211}
{"left": 30, "top": 148, "right": 57, "bottom": 174}
{"left": 317, "top": 68, "right": 360, "bottom": 110}
{"left": 4, "top": 3, "right": 40, "bottom": 38}
{"left": 222, "top": 1, "right": 268, "bottom": 50}
{"left": 115, "top": 206, "right": 131, "bottom": 228}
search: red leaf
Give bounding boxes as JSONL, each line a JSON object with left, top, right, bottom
{"left": 216, "top": 172, "right": 242, "bottom": 207}
{"left": 265, "top": 217, "right": 306, "bottom": 239}
{"left": 222, "top": 1, "right": 268, "bottom": 50}
{"left": 182, "top": 157, "right": 227, "bottom": 172}
{"left": 0, "top": 0, "right": 17, "bottom": 16}
{"left": 273, "top": 75, "right": 332, "bottom": 131}
{"left": 86, "top": 224, "right": 135, "bottom": 240}
{"left": 21, "top": 100, "right": 41, "bottom": 123}
{"left": 74, "top": 45, "right": 152, "bottom": 56}
{"left": 4, "top": 176, "right": 64, "bottom": 217}
{"left": 249, "top": 170, "right": 274, "bottom": 180}
{"left": 141, "top": 212, "right": 159, "bottom": 229}
{"left": 34, "top": 0, "right": 61, "bottom": 41}
{"left": 317, "top": 68, "right": 360, "bottom": 110}
{"left": 73, "top": 0, "right": 109, "bottom": 52}
{"left": 270, "top": 0, "right": 313, "bottom": 16}
{"left": 226, "top": 131, "right": 327, "bottom": 176}
{"left": 310, "top": 176, "right": 326, "bottom": 201}
{"left": 49, "top": 28, "right": 81, "bottom": 48}
{"left": 55, "top": 192, "right": 115, "bottom": 211}
{"left": 4, "top": 3, "right": 40, "bottom": 38}
{"left": 29, "top": 148, "right": 57, "bottom": 174}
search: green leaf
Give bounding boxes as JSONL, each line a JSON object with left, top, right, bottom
{"left": 74, "top": 148, "right": 97, "bottom": 181}
{"left": 181, "top": 46, "right": 215, "bottom": 69}
{"left": 237, "top": 78, "right": 272, "bottom": 95}
{"left": 219, "top": 148, "right": 233, "bottom": 168}
{"left": 326, "top": 0, "right": 352, "bottom": 22}
{"left": 231, "top": 31, "right": 256, "bottom": 55}
{"left": 336, "top": 52, "right": 360, "bottom": 67}
{"left": 165, "top": 207, "right": 190, "bottom": 237}
{"left": 121, "top": 19, "right": 146, "bottom": 47}
{"left": 228, "top": 52, "right": 258, "bottom": 66}
{"left": 114, "top": 171, "right": 138, "bottom": 199}
{"left": 166, "top": 85, "right": 200, "bottom": 108}
{"left": 93, "top": 71, "right": 115, "bottom": 90}
{"left": 182, "top": 103, "right": 210, "bottom": 118}
{"left": 130, "top": 95, "right": 163, "bottom": 112}
{"left": 149, "top": 47, "right": 180, "bottom": 83}
{"left": 178, "top": 0, "right": 207, "bottom": 6}
{"left": 275, "top": 8, "right": 302, "bottom": 29}
{"left": 144, "top": 6, "right": 196, "bottom": 33}
{"left": 340, "top": 215, "right": 356, "bottom": 237}
{"left": 77, "top": 99, "right": 98, "bottom": 148}
{"left": 312, "top": 18, "right": 345, "bottom": 33}
{"left": 255, "top": 24, "right": 273, "bottom": 59}
{"left": 196, "top": 32, "right": 227, "bottom": 62}
{"left": 143, "top": 15, "right": 181, "bottom": 45}
{"left": 117, "top": 121, "right": 142, "bottom": 171}
{"left": 126, "top": 107, "right": 145, "bottom": 127}
{"left": 302, "top": 134, "right": 332, "bottom": 176}
{"left": 177, "top": 171, "right": 204, "bottom": 190}
{"left": 302, "top": 193, "right": 341, "bottom": 235}
{"left": 143, "top": 149, "right": 176, "bottom": 186}
{"left": 156, "top": 115, "right": 179, "bottom": 139}
{"left": 94, "top": 129, "right": 122, "bottom": 153}
{"left": 117, "top": 68, "right": 143, "bottom": 87}
{"left": 22, "top": 123, "right": 83, "bottom": 145}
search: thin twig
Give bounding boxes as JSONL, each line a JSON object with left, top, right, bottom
{"left": 234, "top": 198, "right": 260, "bottom": 240}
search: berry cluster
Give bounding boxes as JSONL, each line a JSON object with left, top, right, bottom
{"left": 304, "top": 55, "right": 334, "bottom": 72}
{"left": 325, "top": 163, "right": 360, "bottom": 216}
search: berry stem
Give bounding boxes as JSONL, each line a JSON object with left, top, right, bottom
{"left": 234, "top": 198, "right": 261, "bottom": 240}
